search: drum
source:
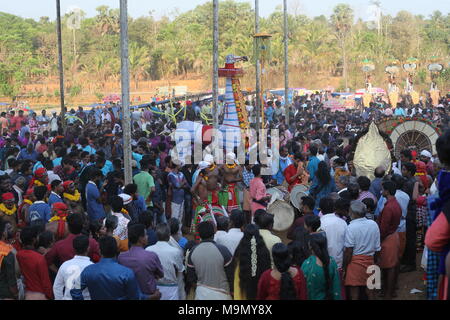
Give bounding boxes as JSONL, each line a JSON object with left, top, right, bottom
{"left": 275, "top": 186, "right": 290, "bottom": 203}
{"left": 266, "top": 188, "right": 285, "bottom": 206}
{"left": 267, "top": 200, "right": 295, "bottom": 232}
{"left": 290, "top": 185, "right": 309, "bottom": 210}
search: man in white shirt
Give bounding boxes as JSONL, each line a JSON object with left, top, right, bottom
{"left": 319, "top": 197, "right": 348, "bottom": 269}
{"left": 343, "top": 201, "right": 381, "bottom": 300}
{"left": 101, "top": 108, "right": 112, "bottom": 124}
{"left": 53, "top": 235, "right": 93, "bottom": 300}
{"left": 214, "top": 216, "right": 229, "bottom": 245}
{"left": 215, "top": 211, "right": 244, "bottom": 256}
{"left": 254, "top": 212, "right": 282, "bottom": 266}
{"left": 146, "top": 224, "right": 185, "bottom": 300}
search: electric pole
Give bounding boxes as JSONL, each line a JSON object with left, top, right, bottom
{"left": 255, "top": 0, "right": 261, "bottom": 131}
{"left": 283, "top": 0, "right": 289, "bottom": 125}
{"left": 56, "top": 0, "right": 65, "bottom": 129}
{"left": 212, "top": 0, "right": 219, "bottom": 128}
{"left": 120, "top": 0, "right": 133, "bottom": 184}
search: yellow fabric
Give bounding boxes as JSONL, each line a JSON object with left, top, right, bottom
{"left": 121, "top": 208, "right": 129, "bottom": 216}
{"left": 0, "top": 241, "right": 13, "bottom": 268}
{"left": 0, "top": 204, "right": 17, "bottom": 216}
{"left": 233, "top": 262, "right": 247, "bottom": 300}
{"left": 411, "top": 91, "right": 420, "bottom": 105}
{"left": 34, "top": 180, "right": 45, "bottom": 187}
{"left": 23, "top": 199, "right": 33, "bottom": 205}
{"left": 389, "top": 92, "right": 399, "bottom": 108}
{"left": 49, "top": 215, "right": 66, "bottom": 223}
{"left": 354, "top": 122, "right": 392, "bottom": 181}
{"left": 63, "top": 191, "right": 80, "bottom": 202}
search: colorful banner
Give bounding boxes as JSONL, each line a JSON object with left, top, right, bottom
{"left": 231, "top": 78, "right": 249, "bottom": 130}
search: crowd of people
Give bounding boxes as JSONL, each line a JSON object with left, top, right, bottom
{"left": 0, "top": 91, "right": 449, "bottom": 301}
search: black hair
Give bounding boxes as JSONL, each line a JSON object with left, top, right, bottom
{"left": 319, "top": 197, "right": 334, "bottom": 214}
{"left": 288, "top": 226, "right": 310, "bottom": 267}
{"left": 272, "top": 243, "right": 297, "bottom": 300}
{"left": 33, "top": 186, "right": 48, "bottom": 201}
{"left": 316, "top": 161, "right": 331, "bottom": 186}
{"left": 168, "top": 218, "right": 180, "bottom": 235}
{"left": 67, "top": 213, "right": 84, "bottom": 235}
{"left": 128, "top": 224, "right": 146, "bottom": 245}
{"left": 309, "top": 233, "right": 333, "bottom": 300}
{"left": 356, "top": 176, "right": 371, "bottom": 191}
{"left": 91, "top": 168, "right": 104, "bottom": 178}
{"left": 400, "top": 149, "right": 413, "bottom": 161}
{"left": 215, "top": 216, "right": 229, "bottom": 232}
{"left": 155, "top": 223, "right": 171, "bottom": 242}
{"left": 138, "top": 210, "right": 153, "bottom": 229}
{"left": 124, "top": 183, "right": 138, "bottom": 195}
{"left": 234, "top": 224, "right": 271, "bottom": 300}
{"left": 51, "top": 180, "right": 62, "bottom": 190}
{"left": 20, "top": 226, "right": 38, "bottom": 246}
{"left": 361, "top": 198, "right": 376, "bottom": 212}
{"left": 347, "top": 183, "right": 360, "bottom": 200}
{"left": 252, "top": 164, "right": 261, "bottom": 177}
{"left": 301, "top": 196, "right": 315, "bottom": 211}
{"left": 294, "top": 152, "right": 304, "bottom": 161}
{"left": 99, "top": 236, "right": 118, "bottom": 258}
{"left": 229, "top": 210, "right": 244, "bottom": 229}
{"left": 309, "top": 145, "right": 318, "bottom": 156}
{"left": 0, "top": 218, "right": 8, "bottom": 236}
{"left": 37, "top": 231, "right": 54, "bottom": 249}
{"left": 402, "top": 162, "right": 416, "bottom": 176}
{"left": 390, "top": 174, "right": 406, "bottom": 190}
{"left": 111, "top": 196, "right": 124, "bottom": 212}
{"left": 304, "top": 215, "right": 321, "bottom": 232}
{"left": 105, "top": 215, "right": 119, "bottom": 231}
{"left": 382, "top": 181, "right": 397, "bottom": 196}
{"left": 73, "top": 235, "right": 89, "bottom": 255}
{"left": 254, "top": 212, "right": 274, "bottom": 230}
{"left": 374, "top": 167, "right": 386, "bottom": 178}
{"left": 335, "top": 197, "right": 350, "bottom": 212}
{"left": 436, "top": 130, "right": 450, "bottom": 166}
{"left": 197, "top": 221, "right": 215, "bottom": 240}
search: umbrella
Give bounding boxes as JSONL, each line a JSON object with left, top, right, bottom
{"left": 103, "top": 94, "right": 121, "bottom": 103}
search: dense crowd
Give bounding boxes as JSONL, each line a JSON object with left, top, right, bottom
{"left": 0, "top": 91, "right": 449, "bottom": 300}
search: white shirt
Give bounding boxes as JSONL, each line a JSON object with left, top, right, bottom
{"left": 259, "top": 229, "right": 282, "bottom": 267}
{"left": 344, "top": 218, "right": 381, "bottom": 256}
{"left": 320, "top": 213, "right": 348, "bottom": 269}
{"left": 48, "top": 170, "right": 62, "bottom": 184}
{"left": 101, "top": 112, "right": 112, "bottom": 123}
{"left": 215, "top": 228, "right": 244, "bottom": 256}
{"left": 146, "top": 241, "right": 185, "bottom": 285}
{"left": 53, "top": 256, "right": 93, "bottom": 300}
{"left": 214, "top": 230, "right": 228, "bottom": 244}
{"left": 50, "top": 117, "right": 58, "bottom": 132}
{"left": 111, "top": 212, "right": 130, "bottom": 241}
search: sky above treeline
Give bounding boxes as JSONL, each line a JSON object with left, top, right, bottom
{"left": 2, "top": 0, "right": 449, "bottom": 21}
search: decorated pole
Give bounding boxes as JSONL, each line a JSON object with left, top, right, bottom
{"left": 120, "top": 0, "right": 133, "bottom": 185}
{"left": 428, "top": 57, "right": 443, "bottom": 107}
{"left": 385, "top": 60, "right": 400, "bottom": 108}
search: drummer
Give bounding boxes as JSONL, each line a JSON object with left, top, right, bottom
{"left": 284, "top": 153, "right": 309, "bottom": 192}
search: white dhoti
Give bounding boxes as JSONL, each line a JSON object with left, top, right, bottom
{"left": 157, "top": 284, "right": 180, "bottom": 300}
{"left": 195, "top": 285, "right": 232, "bottom": 300}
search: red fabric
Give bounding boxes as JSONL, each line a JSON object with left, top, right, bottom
{"left": 425, "top": 213, "right": 450, "bottom": 252}
{"left": 45, "top": 233, "right": 100, "bottom": 267}
{"left": 16, "top": 249, "right": 53, "bottom": 299}
{"left": 35, "top": 168, "right": 47, "bottom": 178}
{"left": 52, "top": 202, "right": 68, "bottom": 211}
{"left": 63, "top": 180, "right": 74, "bottom": 190}
{"left": 1, "top": 192, "right": 14, "bottom": 201}
{"left": 379, "top": 232, "right": 400, "bottom": 269}
{"left": 378, "top": 197, "right": 402, "bottom": 241}
{"left": 345, "top": 255, "right": 374, "bottom": 286}
{"left": 256, "top": 267, "right": 308, "bottom": 300}
{"left": 284, "top": 164, "right": 302, "bottom": 192}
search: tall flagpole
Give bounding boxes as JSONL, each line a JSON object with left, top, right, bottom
{"left": 120, "top": 0, "right": 132, "bottom": 185}
{"left": 283, "top": 0, "right": 289, "bottom": 125}
{"left": 212, "top": 0, "right": 219, "bottom": 128}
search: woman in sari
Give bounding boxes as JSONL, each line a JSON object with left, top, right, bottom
{"left": 257, "top": 243, "right": 308, "bottom": 300}
{"left": 301, "top": 233, "right": 342, "bottom": 300}
{"left": 233, "top": 224, "right": 271, "bottom": 300}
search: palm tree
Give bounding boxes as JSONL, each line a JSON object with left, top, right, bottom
{"left": 129, "top": 42, "right": 150, "bottom": 90}
{"left": 331, "top": 4, "right": 354, "bottom": 90}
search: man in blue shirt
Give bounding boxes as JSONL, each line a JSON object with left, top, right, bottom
{"left": 48, "top": 180, "right": 64, "bottom": 207}
{"left": 306, "top": 145, "right": 320, "bottom": 182}
{"left": 28, "top": 186, "right": 52, "bottom": 225}
{"left": 71, "top": 236, "right": 151, "bottom": 300}
{"left": 86, "top": 169, "right": 106, "bottom": 222}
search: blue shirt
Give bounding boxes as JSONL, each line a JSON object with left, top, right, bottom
{"left": 147, "top": 229, "right": 158, "bottom": 247}
{"left": 83, "top": 145, "right": 96, "bottom": 155}
{"left": 32, "top": 161, "right": 44, "bottom": 174}
{"left": 48, "top": 192, "right": 64, "bottom": 207}
{"left": 86, "top": 181, "right": 106, "bottom": 221}
{"left": 101, "top": 160, "right": 114, "bottom": 176}
{"left": 273, "top": 157, "right": 292, "bottom": 185}
{"left": 53, "top": 157, "right": 62, "bottom": 168}
{"left": 307, "top": 156, "right": 320, "bottom": 182}
{"left": 71, "top": 258, "right": 148, "bottom": 300}
{"left": 28, "top": 201, "right": 52, "bottom": 224}
{"left": 17, "top": 149, "right": 38, "bottom": 162}
{"left": 168, "top": 172, "right": 186, "bottom": 204}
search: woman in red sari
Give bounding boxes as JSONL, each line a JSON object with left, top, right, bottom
{"left": 257, "top": 243, "right": 308, "bottom": 300}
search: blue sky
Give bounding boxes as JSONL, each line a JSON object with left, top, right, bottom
{"left": 1, "top": 0, "right": 449, "bottom": 21}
